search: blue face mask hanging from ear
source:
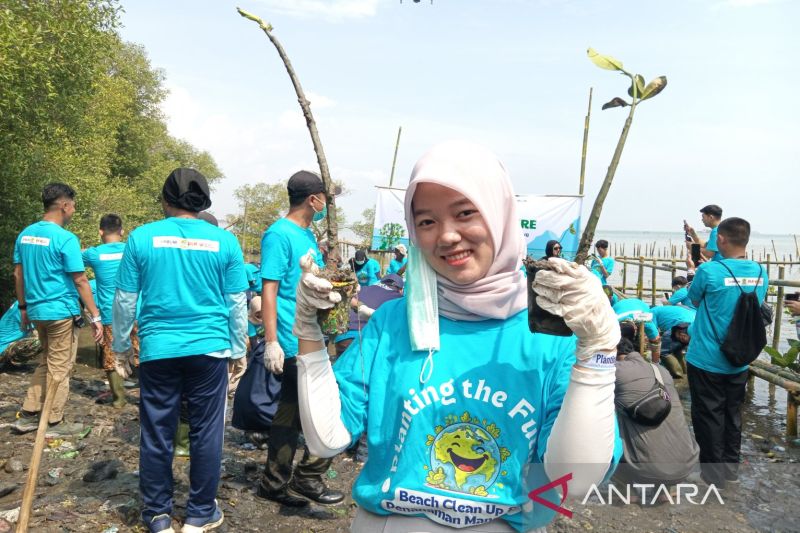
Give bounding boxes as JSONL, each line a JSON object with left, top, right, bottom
{"left": 311, "top": 195, "right": 327, "bottom": 222}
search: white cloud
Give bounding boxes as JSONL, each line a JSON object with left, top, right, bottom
{"left": 253, "top": 0, "right": 379, "bottom": 20}
{"left": 305, "top": 89, "right": 336, "bottom": 109}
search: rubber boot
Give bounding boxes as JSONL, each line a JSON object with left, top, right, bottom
{"left": 661, "top": 354, "right": 684, "bottom": 379}
{"left": 174, "top": 421, "right": 190, "bottom": 458}
{"left": 107, "top": 371, "right": 127, "bottom": 409}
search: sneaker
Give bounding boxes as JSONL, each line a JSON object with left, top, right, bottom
{"left": 144, "top": 513, "right": 175, "bottom": 533}
{"left": 182, "top": 502, "right": 224, "bottom": 532}
{"left": 45, "top": 421, "right": 85, "bottom": 438}
{"left": 12, "top": 411, "right": 39, "bottom": 433}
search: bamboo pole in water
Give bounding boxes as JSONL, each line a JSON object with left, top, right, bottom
{"left": 636, "top": 257, "right": 644, "bottom": 299}
{"left": 772, "top": 267, "right": 785, "bottom": 350}
{"left": 621, "top": 260, "right": 628, "bottom": 297}
{"left": 651, "top": 258, "right": 657, "bottom": 305}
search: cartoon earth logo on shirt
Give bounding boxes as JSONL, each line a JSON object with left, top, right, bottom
{"left": 424, "top": 411, "right": 511, "bottom": 497}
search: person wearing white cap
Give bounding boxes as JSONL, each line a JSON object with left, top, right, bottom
{"left": 387, "top": 243, "right": 408, "bottom": 277}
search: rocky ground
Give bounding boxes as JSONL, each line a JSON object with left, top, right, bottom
{"left": 0, "top": 336, "right": 798, "bottom": 532}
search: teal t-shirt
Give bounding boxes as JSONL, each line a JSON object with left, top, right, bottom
{"left": 613, "top": 298, "right": 659, "bottom": 340}
{"left": 387, "top": 257, "right": 407, "bottom": 276}
{"left": 115, "top": 217, "right": 249, "bottom": 362}
{"left": 651, "top": 305, "right": 696, "bottom": 335}
{"left": 706, "top": 226, "right": 721, "bottom": 261}
{"left": 333, "top": 300, "right": 621, "bottom": 531}
{"left": 82, "top": 242, "right": 126, "bottom": 325}
{"left": 686, "top": 259, "right": 768, "bottom": 374}
{"left": 356, "top": 258, "right": 381, "bottom": 287}
{"left": 668, "top": 286, "right": 695, "bottom": 309}
{"left": 245, "top": 263, "right": 262, "bottom": 294}
{"left": 0, "top": 302, "right": 28, "bottom": 354}
{"left": 12, "top": 221, "right": 84, "bottom": 321}
{"left": 260, "top": 218, "right": 324, "bottom": 358}
{"left": 590, "top": 256, "right": 615, "bottom": 285}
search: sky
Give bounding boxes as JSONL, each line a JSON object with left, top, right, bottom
{"left": 118, "top": 0, "right": 799, "bottom": 235}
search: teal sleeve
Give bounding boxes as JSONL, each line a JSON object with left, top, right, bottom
{"left": 61, "top": 235, "right": 85, "bottom": 273}
{"left": 668, "top": 287, "right": 686, "bottom": 305}
{"left": 687, "top": 267, "right": 707, "bottom": 306}
{"left": 116, "top": 238, "right": 140, "bottom": 293}
{"left": 12, "top": 235, "right": 21, "bottom": 264}
{"left": 645, "top": 321, "right": 660, "bottom": 340}
{"left": 224, "top": 238, "right": 249, "bottom": 294}
{"left": 112, "top": 289, "right": 138, "bottom": 353}
{"left": 225, "top": 292, "right": 248, "bottom": 359}
{"left": 604, "top": 257, "right": 615, "bottom": 275}
{"left": 260, "top": 231, "right": 289, "bottom": 281}
{"left": 707, "top": 228, "right": 719, "bottom": 252}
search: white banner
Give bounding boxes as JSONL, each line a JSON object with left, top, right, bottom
{"left": 371, "top": 188, "right": 582, "bottom": 260}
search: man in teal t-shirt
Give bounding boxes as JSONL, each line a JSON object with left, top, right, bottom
{"left": 684, "top": 204, "right": 722, "bottom": 262}
{"left": 666, "top": 276, "right": 695, "bottom": 309}
{"left": 386, "top": 244, "right": 408, "bottom": 277}
{"left": 83, "top": 213, "right": 139, "bottom": 408}
{"left": 590, "top": 239, "right": 615, "bottom": 285}
{"left": 257, "top": 170, "right": 344, "bottom": 508}
{"left": 353, "top": 249, "right": 381, "bottom": 286}
{"left": 245, "top": 262, "right": 262, "bottom": 294}
{"left": 112, "top": 169, "right": 248, "bottom": 532}
{"left": 685, "top": 217, "right": 767, "bottom": 487}
{"left": 12, "top": 183, "right": 103, "bottom": 436}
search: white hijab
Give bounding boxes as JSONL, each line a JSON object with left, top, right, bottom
{"left": 404, "top": 140, "right": 528, "bottom": 321}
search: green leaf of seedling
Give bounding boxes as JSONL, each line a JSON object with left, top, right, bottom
{"left": 628, "top": 74, "right": 646, "bottom": 98}
{"left": 788, "top": 339, "right": 800, "bottom": 349}
{"left": 641, "top": 76, "right": 668, "bottom": 100}
{"left": 601, "top": 97, "right": 629, "bottom": 110}
{"left": 587, "top": 47, "right": 624, "bottom": 71}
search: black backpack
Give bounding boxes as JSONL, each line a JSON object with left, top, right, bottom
{"left": 703, "top": 262, "right": 767, "bottom": 367}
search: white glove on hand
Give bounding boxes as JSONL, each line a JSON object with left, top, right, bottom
{"left": 113, "top": 348, "right": 135, "bottom": 379}
{"left": 292, "top": 250, "right": 341, "bottom": 342}
{"left": 532, "top": 258, "right": 620, "bottom": 367}
{"left": 228, "top": 356, "right": 247, "bottom": 395}
{"left": 357, "top": 304, "right": 374, "bottom": 320}
{"left": 264, "top": 341, "right": 285, "bottom": 374}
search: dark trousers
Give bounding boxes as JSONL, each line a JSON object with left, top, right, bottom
{"left": 260, "top": 356, "right": 332, "bottom": 494}
{"left": 139, "top": 355, "right": 228, "bottom": 522}
{"left": 687, "top": 362, "right": 749, "bottom": 485}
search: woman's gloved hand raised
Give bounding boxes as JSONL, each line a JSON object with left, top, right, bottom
{"left": 293, "top": 250, "right": 342, "bottom": 342}
{"left": 532, "top": 258, "right": 620, "bottom": 368}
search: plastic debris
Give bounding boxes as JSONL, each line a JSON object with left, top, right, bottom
{"left": 101, "top": 527, "right": 119, "bottom": 533}
{"left": 77, "top": 426, "right": 93, "bottom": 439}
{"left": 59, "top": 450, "right": 79, "bottom": 459}
{"left": 326, "top": 469, "right": 338, "bottom": 480}
{"left": 48, "top": 467, "right": 63, "bottom": 479}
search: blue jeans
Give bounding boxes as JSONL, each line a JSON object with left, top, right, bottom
{"left": 139, "top": 355, "right": 227, "bottom": 522}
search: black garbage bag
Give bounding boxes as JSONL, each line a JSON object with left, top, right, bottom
{"left": 232, "top": 339, "right": 282, "bottom": 432}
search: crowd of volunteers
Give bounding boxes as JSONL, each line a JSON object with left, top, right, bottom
{"left": 3, "top": 140, "right": 791, "bottom": 533}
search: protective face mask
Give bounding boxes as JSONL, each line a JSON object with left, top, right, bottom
{"left": 311, "top": 196, "right": 327, "bottom": 222}
{"left": 404, "top": 243, "right": 439, "bottom": 383}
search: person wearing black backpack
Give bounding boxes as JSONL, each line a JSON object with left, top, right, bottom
{"left": 685, "top": 217, "right": 768, "bottom": 488}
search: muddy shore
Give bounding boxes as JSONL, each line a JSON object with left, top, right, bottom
{"left": 1, "top": 337, "right": 798, "bottom": 532}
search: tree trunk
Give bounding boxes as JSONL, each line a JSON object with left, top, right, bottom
{"left": 238, "top": 8, "right": 339, "bottom": 264}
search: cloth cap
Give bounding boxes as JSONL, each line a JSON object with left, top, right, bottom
{"left": 287, "top": 170, "right": 341, "bottom": 202}
{"left": 381, "top": 273, "right": 405, "bottom": 290}
{"left": 394, "top": 244, "right": 408, "bottom": 256}
{"left": 162, "top": 168, "right": 212, "bottom": 212}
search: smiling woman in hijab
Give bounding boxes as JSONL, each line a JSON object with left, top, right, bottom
{"left": 288, "top": 141, "right": 621, "bottom": 532}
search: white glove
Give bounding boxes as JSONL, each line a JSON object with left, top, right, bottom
{"left": 264, "top": 341, "right": 285, "bottom": 375}
{"left": 292, "top": 250, "right": 341, "bottom": 342}
{"left": 113, "top": 348, "right": 135, "bottom": 379}
{"left": 357, "top": 304, "right": 374, "bottom": 320}
{"left": 532, "top": 258, "right": 620, "bottom": 366}
{"left": 228, "top": 356, "right": 247, "bottom": 395}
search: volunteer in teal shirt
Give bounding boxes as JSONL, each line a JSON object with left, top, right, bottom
{"left": 83, "top": 242, "right": 126, "bottom": 325}
{"left": 112, "top": 169, "right": 248, "bottom": 532}
{"left": 14, "top": 221, "right": 85, "bottom": 321}
{"left": 353, "top": 249, "right": 381, "bottom": 286}
{"left": 706, "top": 226, "right": 720, "bottom": 260}
{"left": 612, "top": 298, "right": 659, "bottom": 341}
{"left": 387, "top": 244, "right": 408, "bottom": 276}
{"left": 684, "top": 217, "right": 766, "bottom": 488}
{"left": 590, "top": 240, "right": 614, "bottom": 285}
{"left": 0, "top": 302, "right": 28, "bottom": 356}
{"left": 651, "top": 305, "right": 696, "bottom": 335}
{"left": 260, "top": 218, "right": 324, "bottom": 358}
{"left": 686, "top": 259, "right": 767, "bottom": 375}
{"left": 290, "top": 141, "right": 621, "bottom": 532}
{"left": 245, "top": 263, "right": 262, "bottom": 294}
{"left": 668, "top": 286, "right": 695, "bottom": 308}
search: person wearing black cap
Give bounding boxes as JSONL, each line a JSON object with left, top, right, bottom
{"left": 112, "top": 168, "right": 249, "bottom": 533}
{"left": 352, "top": 248, "right": 381, "bottom": 287}
{"left": 256, "top": 170, "right": 344, "bottom": 507}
